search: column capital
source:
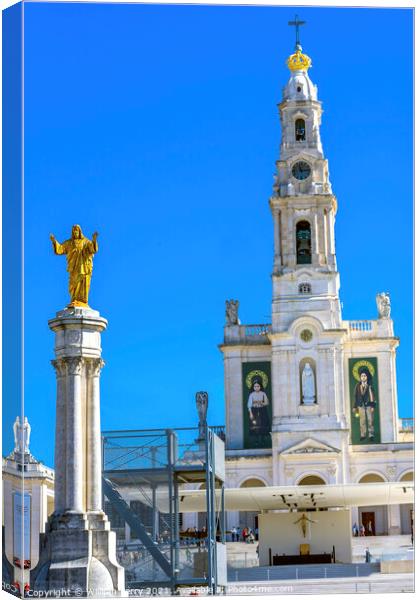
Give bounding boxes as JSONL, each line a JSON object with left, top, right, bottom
{"left": 86, "top": 358, "right": 105, "bottom": 377}
{"left": 51, "top": 359, "right": 67, "bottom": 377}
{"left": 66, "top": 356, "right": 84, "bottom": 376}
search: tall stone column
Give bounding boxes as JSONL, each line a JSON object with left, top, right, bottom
{"left": 31, "top": 306, "right": 125, "bottom": 596}
{"left": 86, "top": 358, "right": 104, "bottom": 513}
{"left": 66, "top": 356, "right": 84, "bottom": 513}
{"left": 52, "top": 359, "right": 67, "bottom": 513}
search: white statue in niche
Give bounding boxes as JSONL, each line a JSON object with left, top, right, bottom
{"left": 301, "top": 363, "right": 316, "bottom": 405}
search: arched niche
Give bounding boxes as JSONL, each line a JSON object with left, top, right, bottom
{"left": 298, "top": 475, "right": 326, "bottom": 486}
{"left": 299, "top": 358, "right": 317, "bottom": 405}
{"left": 400, "top": 472, "right": 413, "bottom": 482}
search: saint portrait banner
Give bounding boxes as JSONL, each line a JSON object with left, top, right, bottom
{"left": 242, "top": 361, "right": 272, "bottom": 449}
{"left": 348, "top": 357, "right": 381, "bottom": 445}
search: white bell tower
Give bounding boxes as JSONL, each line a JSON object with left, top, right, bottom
{"left": 270, "top": 38, "right": 342, "bottom": 333}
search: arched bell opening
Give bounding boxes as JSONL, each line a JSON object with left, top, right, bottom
{"left": 295, "top": 118, "right": 306, "bottom": 141}
{"left": 296, "top": 221, "right": 312, "bottom": 265}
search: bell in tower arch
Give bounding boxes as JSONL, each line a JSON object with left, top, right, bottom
{"left": 296, "top": 221, "right": 312, "bottom": 264}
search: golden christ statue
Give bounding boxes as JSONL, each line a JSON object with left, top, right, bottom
{"left": 50, "top": 225, "right": 98, "bottom": 307}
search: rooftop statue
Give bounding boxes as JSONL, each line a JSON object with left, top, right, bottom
{"left": 376, "top": 292, "right": 391, "bottom": 319}
{"left": 13, "top": 416, "right": 31, "bottom": 455}
{"left": 225, "top": 299, "right": 240, "bottom": 326}
{"left": 196, "top": 391, "right": 209, "bottom": 440}
{"left": 50, "top": 225, "right": 98, "bottom": 307}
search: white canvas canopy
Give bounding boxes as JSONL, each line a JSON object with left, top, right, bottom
{"left": 157, "top": 482, "right": 413, "bottom": 513}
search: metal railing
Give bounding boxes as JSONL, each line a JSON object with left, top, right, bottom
{"left": 228, "top": 562, "right": 381, "bottom": 581}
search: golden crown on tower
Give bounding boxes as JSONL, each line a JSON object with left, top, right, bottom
{"left": 286, "top": 46, "right": 312, "bottom": 72}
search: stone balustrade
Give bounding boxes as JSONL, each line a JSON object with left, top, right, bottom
{"left": 209, "top": 425, "right": 226, "bottom": 441}
{"left": 348, "top": 320, "right": 373, "bottom": 331}
{"left": 399, "top": 418, "right": 414, "bottom": 432}
{"left": 224, "top": 323, "right": 272, "bottom": 345}
{"left": 344, "top": 318, "right": 395, "bottom": 339}
{"left": 398, "top": 418, "right": 414, "bottom": 442}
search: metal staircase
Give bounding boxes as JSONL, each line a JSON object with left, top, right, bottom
{"left": 102, "top": 477, "right": 172, "bottom": 578}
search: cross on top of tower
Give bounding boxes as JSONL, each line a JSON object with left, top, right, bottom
{"left": 288, "top": 14, "right": 306, "bottom": 50}
{"left": 286, "top": 15, "right": 311, "bottom": 73}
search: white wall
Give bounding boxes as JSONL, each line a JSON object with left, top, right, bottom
{"left": 259, "top": 509, "right": 352, "bottom": 565}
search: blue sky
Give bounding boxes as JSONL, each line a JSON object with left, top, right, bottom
{"left": 4, "top": 3, "right": 413, "bottom": 465}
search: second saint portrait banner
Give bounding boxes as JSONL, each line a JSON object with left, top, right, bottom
{"left": 348, "top": 357, "right": 381, "bottom": 445}
{"left": 242, "top": 361, "right": 272, "bottom": 449}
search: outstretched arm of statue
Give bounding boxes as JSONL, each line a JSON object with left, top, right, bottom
{"left": 91, "top": 231, "right": 99, "bottom": 253}
{"left": 50, "top": 233, "right": 66, "bottom": 255}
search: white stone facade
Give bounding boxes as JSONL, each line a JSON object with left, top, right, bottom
{"left": 220, "top": 48, "right": 413, "bottom": 536}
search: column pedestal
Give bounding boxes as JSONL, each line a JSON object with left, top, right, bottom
{"left": 31, "top": 307, "right": 125, "bottom": 596}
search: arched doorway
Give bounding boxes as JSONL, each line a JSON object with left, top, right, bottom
{"left": 238, "top": 478, "right": 266, "bottom": 537}
{"left": 358, "top": 473, "right": 387, "bottom": 535}
{"left": 400, "top": 472, "right": 413, "bottom": 535}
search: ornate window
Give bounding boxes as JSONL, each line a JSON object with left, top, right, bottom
{"left": 299, "top": 282, "right": 312, "bottom": 294}
{"left": 295, "top": 118, "right": 306, "bottom": 141}
{"left": 296, "top": 221, "right": 312, "bottom": 264}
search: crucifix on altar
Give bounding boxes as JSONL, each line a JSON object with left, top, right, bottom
{"left": 293, "top": 513, "right": 318, "bottom": 539}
